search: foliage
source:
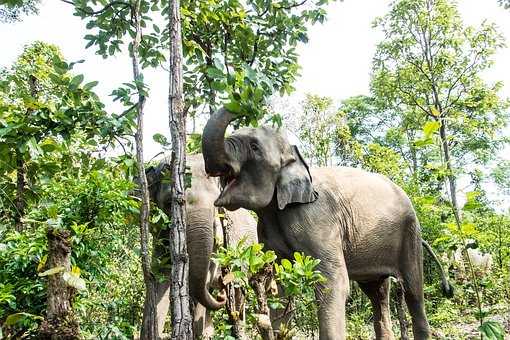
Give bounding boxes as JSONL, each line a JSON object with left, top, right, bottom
{"left": 66, "top": 0, "right": 334, "bottom": 125}
{"left": 372, "top": 0, "right": 508, "bottom": 170}
{"left": 0, "top": 41, "right": 133, "bottom": 225}
{"left": 0, "top": 166, "right": 143, "bottom": 338}
{"left": 213, "top": 241, "right": 326, "bottom": 338}
{"left": 293, "top": 94, "right": 342, "bottom": 166}
{"left": 0, "top": 0, "right": 40, "bottom": 23}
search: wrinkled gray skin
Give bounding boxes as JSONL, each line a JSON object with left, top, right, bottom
{"left": 202, "top": 108, "right": 452, "bottom": 340}
{"left": 146, "top": 153, "right": 257, "bottom": 338}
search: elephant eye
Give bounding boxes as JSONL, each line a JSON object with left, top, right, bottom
{"left": 250, "top": 142, "right": 261, "bottom": 153}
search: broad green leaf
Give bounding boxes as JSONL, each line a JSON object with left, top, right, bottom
{"left": 479, "top": 320, "right": 505, "bottom": 340}
{"left": 83, "top": 80, "right": 99, "bottom": 90}
{"left": 423, "top": 121, "right": 440, "bottom": 138}
{"left": 26, "top": 137, "right": 42, "bottom": 158}
{"left": 70, "top": 74, "right": 84, "bottom": 88}
{"left": 281, "top": 259, "right": 292, "bottom": 271}
{"left": 224, "top": 101, "right": 241, "bottom": 114}
{"left": 206, "top": 67, "right": 223, "bottom": 79}
{"left": 153, "top": 133, "right": 169, "bottom": 146}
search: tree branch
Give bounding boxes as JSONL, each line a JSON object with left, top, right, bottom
{"left": 60, "top": 0, "right": 132, "bottom": 16}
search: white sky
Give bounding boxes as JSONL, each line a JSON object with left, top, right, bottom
{"left": 1, "top": 0, "right": 509, "bottom": 206}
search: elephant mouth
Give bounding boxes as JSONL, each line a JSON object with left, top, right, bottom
{"left": 219, "top": 173, "right": 238, "bottom": 196}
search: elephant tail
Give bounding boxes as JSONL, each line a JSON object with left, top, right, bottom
{"left": 422, "top": 239, "right": 454, "bottom": 298}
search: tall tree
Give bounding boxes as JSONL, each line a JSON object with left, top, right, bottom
{"left": 62, "top": 0, "right": 161, "bottom": 336}
{"left": 372, "top": 0, "right": 508, "bottom": 219}
{"left": 371, "top": 0, "right": 508, "bottom": 332}
{"left": 130, "top": 0, "right": 158, "bottom": 338}
{"left": 0, "top": 41, "right": 119, "bottom": 230}
{"left": 167, "top": 0, "right": 193, "bottom": 338}
{"left": 289, "top": 94, "right": 341, "bottom": 166}
{"left": 0, "top": 0, "right": 40, "bottom": 22}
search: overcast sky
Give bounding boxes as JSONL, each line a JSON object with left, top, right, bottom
{"left": 1, "top": 0, "right": 509, "bottom": 206}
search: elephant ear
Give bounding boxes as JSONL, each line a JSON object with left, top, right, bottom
{"left": 276, "top": 145, "right": 318, "bottom": 210}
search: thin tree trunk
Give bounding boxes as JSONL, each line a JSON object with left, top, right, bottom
{"left": 131, "top": 0, "right": 158, "bottom": 338}
{"left": 168, "top": 0, "right": 193, "bottom": 338}
{"left": 439, "top": 121, "right": 461, "bottom": 226}
{"left": 14, "top": 150, "right": 26, "bottom": 232}
{"left": 220, "top": 209, "right": 248, "bottom": 340}
{"left": 14, "top": 75, "right": 36, "bottom": 232}
{"left": 250, "top": 264, "right": 275, "bottom": 340}
{"left": 39, "top": 228, "right": 79, "bottom": 339}
{"left": 438, "top": 119, "right": 484, "bottom": 334}
{"left": 151, "top": 226, "right": 172, "bottom": 338}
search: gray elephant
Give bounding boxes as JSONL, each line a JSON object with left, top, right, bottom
{"left": 145, "top": 153, "right": 257, "bottom": 338}
{"left": 201, "top": 108, "right": 452, "bottom": 340}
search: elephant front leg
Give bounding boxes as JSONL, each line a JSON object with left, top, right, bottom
{"left": 316, "top": 258, "right": 349, "bottom": 340}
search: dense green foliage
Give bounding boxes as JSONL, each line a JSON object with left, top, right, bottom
{"left": 0, "top": 169, "right": 143, "bottom": 338}
{"left": 1, "top": 0, "right": 509, "bottom": 338}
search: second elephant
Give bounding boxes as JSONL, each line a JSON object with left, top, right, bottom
{"left": 146, "top": 153, "right": 257, "bottom": 338}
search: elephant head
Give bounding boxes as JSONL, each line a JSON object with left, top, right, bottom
{"left": 145, "top": 156, "right": 225, "bottom": 311}
{"left": 202, "top": 108, "right": 318, "bottom": 211}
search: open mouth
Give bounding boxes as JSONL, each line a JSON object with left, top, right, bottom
{"left": 220, "top": 173, "right": 237, "bottom": 194}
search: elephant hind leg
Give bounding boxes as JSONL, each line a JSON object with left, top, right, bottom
{"left": 358, "top": 277, "right": 395, "bottom": 340}
{"left": 400, "top": 229, "right": 431, "bottom": 340}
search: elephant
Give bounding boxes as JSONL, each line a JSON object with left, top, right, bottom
{"left": 145, "top": 153, "right": 258, "bottom": 338}
{"left": 200, "top": 108, "right": 453, "bottom": 340}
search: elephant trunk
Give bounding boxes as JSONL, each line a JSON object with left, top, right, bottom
{"left": 202, "top": 107, "right": 235, "bottom": 177}
{"left": 187, "top": 221, "right": 225, "bottom": 310}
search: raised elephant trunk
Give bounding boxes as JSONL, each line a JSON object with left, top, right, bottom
{"left": 202, "top": 107, "right": 235, "bottom": 176}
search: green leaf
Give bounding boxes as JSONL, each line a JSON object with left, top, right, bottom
{"left": 83, "top": 81, "right": 99, "bottom": 90}
{"left": 4, "top": 312, "right": 43, "bottom": 326}
{"left": 224, "top": 101, "right": 241, "bottom": 114}
{"left": 479, "top": 320, "right": 505, "bottom": 340}
{"left": 153, "top": 133, "right": 169, "bottom": 146}
{"left": 281, "top": 259, "right": 292, "bottom": 271}
{"left": 423, "top": 121, "right": 440, "bottom": 138}
{"left": 26, "top": 137, "right": 43, "bottom": 158}
{"left": 70, "top": 74, "right": 84, "bottom": 89}
{"left": 38, "top": 266, "right": 66, "bottom": 277}
{"left": 206, "top": 67, "right": 223, "bottom": 79}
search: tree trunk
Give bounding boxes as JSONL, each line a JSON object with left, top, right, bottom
{"left": 131, "top": 0, "right": 158, "bottom": 338}
{"left": 250, "top": 265, "right": 275, "bottom": 340}
{"left": 38, "top": 228, "right": 79, "bottom": 339}
{"left": 438, "top": 118, "right": 484, "bottom": 331}
{"left": 168, "top": 0, "right": 193, "bottom": 339}
{"left": 14, "top": 75, "right": 36, "bottom": 232}
{"left": 439, "top": 120, "right": 461, "bottom": 226}
{"left": 151, "top": 226, "right": 172, "bottom": 338}
{"left": 14, "top": 149, "right": 26, "bottom": 232}
{"left": 219, "top": 209, "right": 248, "bottom": 340}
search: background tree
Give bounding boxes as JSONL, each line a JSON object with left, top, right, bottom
{"left": 293, "top": 94, "right": 341, "bottom": 166}
{"left": 371, "top": 0, "right": 508, "bottom": 225}
{"left": 0, "top": 41, "right": 135, "bottom": 338}
{"left": 167, "top": 0, "right": 194, "bottom": 338}
{"left": 0, "top": 0, "right": 40, "bottom": 23}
